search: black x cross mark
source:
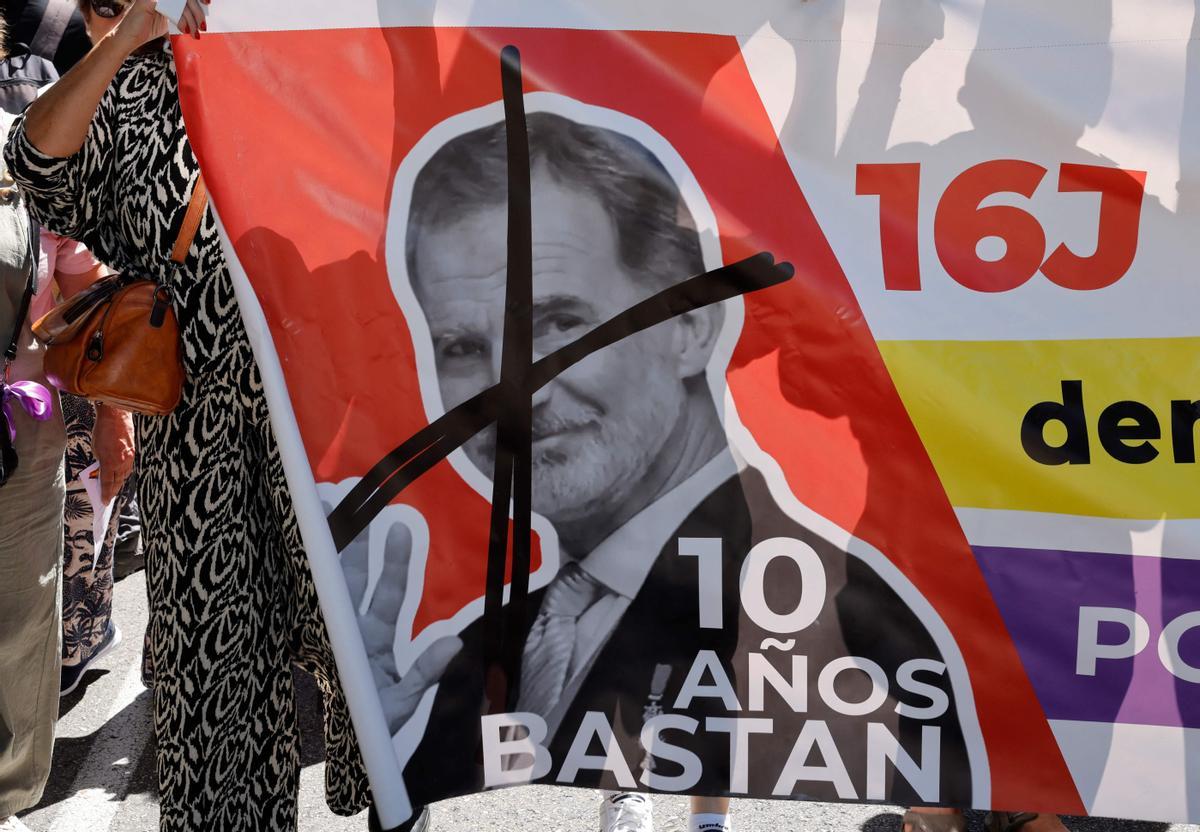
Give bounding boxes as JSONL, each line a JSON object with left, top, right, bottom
{"left": 328, "top": 45, "right": 794, "bottom": 709}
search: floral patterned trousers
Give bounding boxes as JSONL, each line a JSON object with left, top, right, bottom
{"left": 60, "top": 394, "right": 120, "bottom": 668}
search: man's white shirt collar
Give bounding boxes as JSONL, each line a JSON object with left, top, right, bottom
{"left": 575, "top": 450, "right": 738, "bottom": 599}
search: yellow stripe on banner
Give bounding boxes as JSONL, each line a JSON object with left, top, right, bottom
{"left": 877, "top": 338, "right": 1200, "bottom": 519}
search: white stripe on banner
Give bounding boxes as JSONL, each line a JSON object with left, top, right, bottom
{"left": 955, "top": 508, "right": 1200, "bottom": 559}
{"left": 1050, "top": 719, "right": 1200, "bottom": 822}
{"left": 156, "top": 0, "right": 1192, "bottom": 44}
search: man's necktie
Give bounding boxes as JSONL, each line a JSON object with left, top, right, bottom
{"left": 517, "top": 562, "right": 604, "bottom": 716}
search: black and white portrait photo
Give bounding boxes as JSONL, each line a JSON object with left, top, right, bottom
{"left": 339, "top": 95, "right": 985, "bottom": 811}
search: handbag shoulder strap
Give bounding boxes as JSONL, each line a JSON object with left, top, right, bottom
{"left": 3, "top": 215, "right": 39, "bottom": 377}
{"left": 170, "top": 175, "right": 209, "bottom": 265}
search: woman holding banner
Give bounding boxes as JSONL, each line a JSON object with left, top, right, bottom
{"left": 3, "top": 0, "right": 372, "bottom": 829}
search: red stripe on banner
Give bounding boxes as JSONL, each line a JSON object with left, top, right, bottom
{"left": 174, "top": 27, "right": 1085, "bottom": 811}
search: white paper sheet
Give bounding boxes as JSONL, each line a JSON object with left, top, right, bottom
{"left": 79, "top": 461, "right": 118, "bottom": 565}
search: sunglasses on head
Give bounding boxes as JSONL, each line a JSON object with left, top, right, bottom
{"left": 90, "top": 0, "right": 129, "bottom": 18}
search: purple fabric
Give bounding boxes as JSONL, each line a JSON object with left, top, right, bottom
{"left": 1, "top": 379, "right": 53, "bottom": 442}
{"left": 975, "top": 545, "right": 1200, "bottom": 729}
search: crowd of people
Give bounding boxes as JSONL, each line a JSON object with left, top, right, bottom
{"left": 0, "top": 1, "right": 1091, "bottom": 832}
{"left": 0, "top": 0, "right": 368, "bottom": 829}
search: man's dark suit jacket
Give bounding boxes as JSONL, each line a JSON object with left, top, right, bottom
{"left": 401, "top": 466, "right": 973, "bottom": 807}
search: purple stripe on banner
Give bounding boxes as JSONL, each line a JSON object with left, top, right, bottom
{"left": 974, "top": 546, "right": 1200, "bottom": 729}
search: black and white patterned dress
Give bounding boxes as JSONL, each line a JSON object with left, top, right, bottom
{"left": 5, "top": 42, "right": 369, "bottom": 830}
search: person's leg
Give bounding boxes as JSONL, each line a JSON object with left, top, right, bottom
{"left": 0, "top": 404, "right": 65, "bottom": 820}
{"left": 249, "top": 365, "right": 369, "bottom": 817}
{"left": 907, "top": 808, "right": 1070, "bottom": 832}
{"left": 60, "top": 396, "right": 119, "bottom": 696}
{"left": 1025, "top": 817, "right": 1068, "bottom": 832}
{"left": 903, "top": 807, "right": 965, "bottom": 832}
{"left": 61, "top": 470, "right": 93, "bottom": 665}
{"left": 368, "top": 804, "right": 430, "bottom": 832}
{"left": 140, "top": 383, "right": 302, "bottom": 832}
{"left": 987, "top": 813, "right": 1069, "bottom": 832}
{"left": 688, "top": 796, "right": 731, "bottom": 832}
{"left": 600, "top": 791, "right": 654, "bottom": 832}
{"left": 111, "top": 474, "right": 143, "bottom": 578}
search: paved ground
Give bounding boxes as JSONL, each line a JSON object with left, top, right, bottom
{"left": 15, "top": 570, "right": 1200, "bottom": 832}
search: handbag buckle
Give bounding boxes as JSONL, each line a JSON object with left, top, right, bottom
{"left": 149, "top": 285, "right": 171, "bottom": 329}
{"left": 86, "top": 330, "right": 104, "bottom": 362}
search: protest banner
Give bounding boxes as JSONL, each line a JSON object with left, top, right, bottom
{"left": 169, "top": 1, "right": 1200, "bottom": 826}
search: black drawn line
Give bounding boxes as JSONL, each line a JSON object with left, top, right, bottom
{"left": 327, "top": 45, "right": 796, "bottom": 712}
{"left": 486, "top": 46, "right": 534, "bottom": 706}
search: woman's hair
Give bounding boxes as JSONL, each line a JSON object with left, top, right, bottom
{"left": 0, "top": 15, "right": 8, "bottom": 61}
{"left": 406, "top": 111, "right": 705, "bottom": 291}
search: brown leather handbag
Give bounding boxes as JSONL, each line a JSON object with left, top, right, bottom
{"left": 33, "top": 177, "right": 208, "bottom": 415}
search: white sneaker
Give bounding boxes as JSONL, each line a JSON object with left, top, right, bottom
{"left": 0, "top": 816, "right": 33, "bottom": 831}
{"left": 600, "top": 792, "right": 653, "bottom": 832}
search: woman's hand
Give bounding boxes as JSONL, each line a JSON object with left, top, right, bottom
{"left": 176, "top": 0, "right": 209, "bottom": 39}
{"left": 93, "top": 403, "right": 136, "bottom": 503}
{"left": 109, "top": 0, "right": 168, "bottom": 54}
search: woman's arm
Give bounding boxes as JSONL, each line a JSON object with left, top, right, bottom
{"left": 54, "top": 260, "right": 108, "bottom": 298}
{"left": 93, "top": 402, "right": 135, "bottom": 503}
{"left": 23, "top": 0, "right": 166, "bottom": 159}
{"left": 45, "top": 230, "right": 110, "bottom": 299}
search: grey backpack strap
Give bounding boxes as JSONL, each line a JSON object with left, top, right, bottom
{"left": 4, "top": 214, "right": 39, "bottom": 375}
{"left": 30, "top": 0, "right": 75, "bottom": 60}
{"left": 0, "top": 111, "right": 36, "bottom": 377}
